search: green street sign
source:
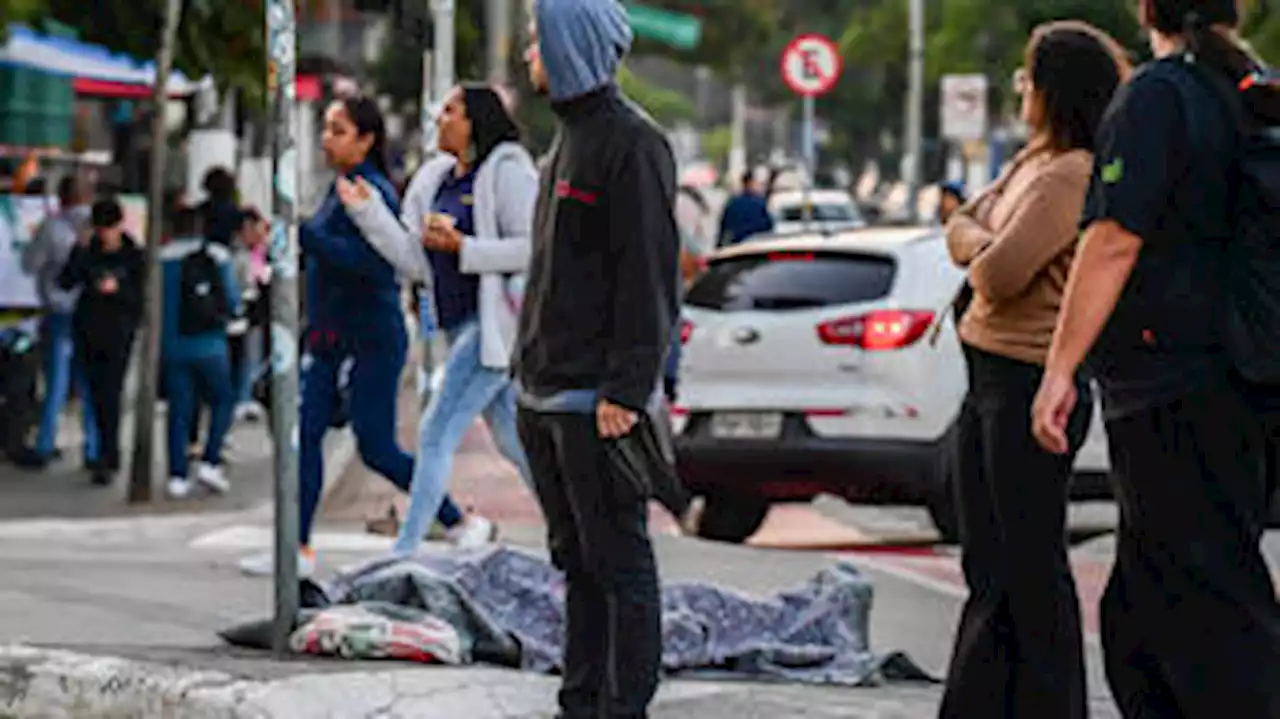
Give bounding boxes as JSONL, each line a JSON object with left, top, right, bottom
{"left": 626, "top": 3, "right": 703, "bottom": 50}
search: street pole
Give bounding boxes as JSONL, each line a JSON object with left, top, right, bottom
{"left": 485, "top": 0, "right": 511, "bottom": 85}
{"left": 728, "top": 82, "right": 747, "bottom": 188}
{"left": 420, "top": 0, "right": 455, "bottom": 410}
{"left": 801, "top": 94, "right": 815, "bottom": 230}
{"left": 904, "top": 0, "right": 925, "bottom": 223}
{"left": 128, "top": 0, "right": 182, "bottom": 504}
{"left": 266, "top": 0, "right": 301, "bottom": 657}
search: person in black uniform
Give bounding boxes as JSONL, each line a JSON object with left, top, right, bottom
{"left": 59, "top": 198, "right": 144, "bottom": 486}
{"left": 516, "top": 1, "right": 680, "bottom": 716}
{"left": 1032, "top": 1, "right": 1280, "bottom": 716}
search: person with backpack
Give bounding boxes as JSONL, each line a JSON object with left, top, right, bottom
{"left": 159, "top": 208, "right": 241, "bottom": 499}
{"left": 1032, "top": 1, "right": 1280, "bottom": 715}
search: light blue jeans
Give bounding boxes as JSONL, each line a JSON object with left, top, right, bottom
{"left": 393, "top": 320, "right": 533, "bottom": 555}
{"left": 35, "top": 312, "right": 98, "bottom": 461}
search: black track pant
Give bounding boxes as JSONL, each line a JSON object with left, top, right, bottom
{"left": 1101, "top": 380, "right": 1280, "bottom": 719}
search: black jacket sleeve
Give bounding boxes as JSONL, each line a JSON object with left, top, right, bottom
{"left": 118, "top": 245, "right": 146, "bottom": 325}
{"left": 599, "top": 132, "right": 680, "bottom": 412}
{"left": 58, "top": 243, "right": 90, "bottom": 290}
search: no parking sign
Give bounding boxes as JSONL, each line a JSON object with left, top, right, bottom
{"left": 781, "top": 34, "right": 842, "bottom": 98}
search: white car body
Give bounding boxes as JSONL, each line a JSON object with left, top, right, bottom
{"left": 673, "top": 226, "right": 1110, "bottom": 539}
{"left": 767, "top": 189, "right": 867, "bottom": 236}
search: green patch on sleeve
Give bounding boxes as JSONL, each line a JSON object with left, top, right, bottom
{"left": 1101, "top": 158, "right": 1124, "bottom": 185}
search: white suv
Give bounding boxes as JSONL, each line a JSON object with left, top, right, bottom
{"left": 673, "top": 226, "right": 1111, "bottom": 542}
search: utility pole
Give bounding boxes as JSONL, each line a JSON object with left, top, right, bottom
{"left": 485, "top": 0, "right": 511, "bottom": 85}
{"left": 419, "top": 0, "right": 455, "bottom": 409}
{"left": 728, "top": 82, "right": 747, "bottom": 187}
{"left": 128, "top": 0, "right": 182, "bottom": 504}
{"left": 903, "top": 0, "right": 925, "bottom": 223}
{"left": 266, "top": 0, "right": 301, "bottom": 658}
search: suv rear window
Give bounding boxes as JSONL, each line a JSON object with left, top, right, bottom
{"left": 686, "top": 252, "right": 896, "bottom": 311}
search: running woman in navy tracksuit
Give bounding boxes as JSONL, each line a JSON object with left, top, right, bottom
{"left": 239, "top": 96, "right": 458, "bottom": 577}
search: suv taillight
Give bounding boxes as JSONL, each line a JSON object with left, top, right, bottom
{"left": 680, "top": 319, "right": 694, "bottom": 344}
{"left": 817, "top": 310, "right": 934, "bottom": 350}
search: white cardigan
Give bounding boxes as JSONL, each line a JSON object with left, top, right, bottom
{"left": 346, "top": 142, "right": 538, "bottom": 369}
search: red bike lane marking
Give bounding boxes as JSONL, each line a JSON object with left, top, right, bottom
{"left": 841, "top": 550, "right": 1113, "bottom": 636}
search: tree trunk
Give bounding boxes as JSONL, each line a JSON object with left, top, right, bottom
{"left": 128, "top": 0, "right": 184, "bottom": 503}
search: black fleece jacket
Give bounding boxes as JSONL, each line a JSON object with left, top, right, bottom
{"left": 514, "top": 85, "right": 680, "bottom": 413}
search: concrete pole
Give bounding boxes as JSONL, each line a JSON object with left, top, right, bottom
{"left": 486, "top": 0, "right": 511, "bottom": 85}
{"left": 266, "top": 0, "right": 302, "bottom": 657}
{"left": 903, "top": 0, "right": 925, "bottom": 223}
{"left": 728, "top": 82, "right": 748, "bottom": 187}
{"left": 419, "top": 0, "right": 456, "bottom": 409}
{"left": 127, "top": 0, "right": 182, "bottom": 504}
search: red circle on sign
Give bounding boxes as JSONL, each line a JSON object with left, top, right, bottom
{"left": 781, "top": 33, "right": 842, "bottom": 97}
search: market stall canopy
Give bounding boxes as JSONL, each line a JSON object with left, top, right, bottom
{"left": 0, "top": 24, "right": 210, "bottom": 97}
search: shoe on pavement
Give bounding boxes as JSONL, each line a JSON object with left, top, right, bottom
{"left": 10, "top": 447, "right": 50, "bottom": 471}
{"left": 195, "top": 462, "right": 230, "bottom": 494}
{"left": 166, "top": 477, "right": 194, "bottom": 499}
{"left": 90, "top": 469, "right": 114, "bottom": 487}
{"left": 680, "top": 497, "right": 706, "bottom": 536}
{"left": 238, "top": 548, "right": 316, "bottom": 578}
{"left": 447, "top": 515, "right": 498, "bottom": 549}
{"left": 235, "top": 402, "right": 264, "bottom": 423}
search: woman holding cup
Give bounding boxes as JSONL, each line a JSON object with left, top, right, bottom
{"left": 339, "top": 84, "right": 538, "bottom": 553}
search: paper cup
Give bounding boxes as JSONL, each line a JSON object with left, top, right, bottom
{"left": 425, "top": 212, "right": 457, "bottom": 230}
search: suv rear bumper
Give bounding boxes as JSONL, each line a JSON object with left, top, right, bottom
{"left": 675, "top": 412, "right": 1115, "bottom": 505}
{"left": 674, "top": 413, "right": 946, "bottom": 505}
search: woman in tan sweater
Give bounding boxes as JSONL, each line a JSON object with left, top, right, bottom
{"left": 938, "top": 22, "right": 1130, "bottom": 719}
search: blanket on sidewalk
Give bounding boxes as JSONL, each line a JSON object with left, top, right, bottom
{"left": 263, "top": 546, "right": 932, "bottom": 686}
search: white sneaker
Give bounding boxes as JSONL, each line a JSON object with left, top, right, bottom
{"left": 195, "top": 463, "right": 230, "bottom": 494}
{"left": 235, "top": 402, "right": 264, "bottom": 422}
{"left": 446, "top": 515, "right": 498, "bottom": 549}
{"left": 166, "top": 477, "right": 193, "bottom": 499}
{"left": 238, "top": 549, "right": 316, "bottom": 578}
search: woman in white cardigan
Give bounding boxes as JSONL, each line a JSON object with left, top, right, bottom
{"left": 338, "top": 85, "right": 537, "bottom": 553}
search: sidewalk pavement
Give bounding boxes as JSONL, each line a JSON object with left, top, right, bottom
{"left": 0, "top": 401, "right": 354, "bottom": 523}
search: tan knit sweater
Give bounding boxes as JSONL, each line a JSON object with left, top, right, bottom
{"left": 945, "top": 146, "right": 1092, "bottom": 366}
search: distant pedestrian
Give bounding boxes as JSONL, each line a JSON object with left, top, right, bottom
{"left": 160, "top": 208, "right": 241, "bottom": 500}
{"left": 15, "top": 175, "right": 99, "bottom": 471}
{"left": 517, "top": 1, "right": 681, "bottom": 716}
{"left": 1033, "top": 1, "right": 1280, "bottom": 716}
{"left": 717, "top": 169, "right": 774, "bottom": 246}
{"left": 58, "top": 198, "right": 143, "bottom": 487}
{"left": 940, "top": 21, "right": 1128, "bottom": 719}
{"left": 935, "top": 180, "right": 965, "bottom": 226}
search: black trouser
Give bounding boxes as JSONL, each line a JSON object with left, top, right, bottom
{"left": 78, "top": 330, "right": 134, "bottom": 472}
{"left": 940, "top": 346, "right": 1092, "bottom": 719}
{"left": 1101, "top": 380, "right": 1280, "bottom": 719}
{"left": 517, "top": 408, "right": 662, "bottom": 719}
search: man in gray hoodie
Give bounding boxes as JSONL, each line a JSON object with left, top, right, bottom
{"left": 16, "top": 176, "right": 99, "bottom": 470}
{"left": 515, "top": 1, "right": 680, "bottom": 717}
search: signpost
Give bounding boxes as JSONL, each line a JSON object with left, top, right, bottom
{"left": 940, "top": 73, "right": 989, "bottom": 141}
{"left": 780, "top": 34, "right": 842, "bottom": 229}
{"left": 266, "top": 0, "right": 301, "bottom": 658}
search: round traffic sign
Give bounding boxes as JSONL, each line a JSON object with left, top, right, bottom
{"left": 781, "top": 34, "right": 842, "bottom": 97}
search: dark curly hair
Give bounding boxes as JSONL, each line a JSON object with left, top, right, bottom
{"left": 1024, "top": 21, "right": 1132, "bottom": 153}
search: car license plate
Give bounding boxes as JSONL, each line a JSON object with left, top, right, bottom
{"left": 710, "top": 412, "right": 783, "bottom": 440}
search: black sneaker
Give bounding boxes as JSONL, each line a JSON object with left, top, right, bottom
{"left": 90, "top": 469, "right": 114, "bottom": 487}
{"left": 10, "top": 447, "right": 51, "bottom": 470}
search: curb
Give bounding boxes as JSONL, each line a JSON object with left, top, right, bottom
{"left": 0, "top": 645, "right": 266, "bottom": 719}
